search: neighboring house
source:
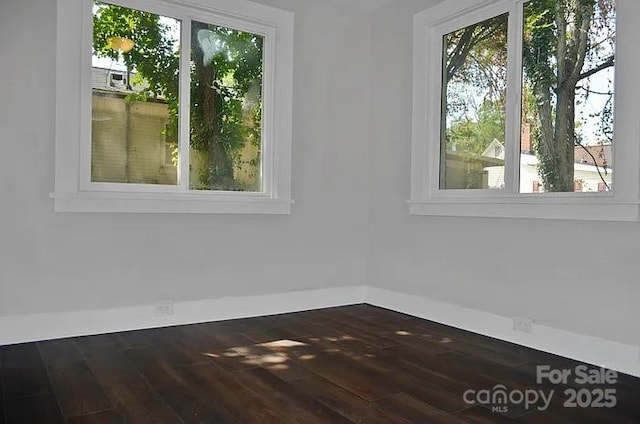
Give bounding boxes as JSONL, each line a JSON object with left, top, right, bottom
{"left": 482, "top": 138, "right": 612, "bottom": 193}
{"left": 481, "top": 139, "right": 505, "bottom": 160}
{"left": 575, "top": 143, "right": 612, "bottom": 168}
{"left": 517, "top": 153, "right": 612, "bottom": 193}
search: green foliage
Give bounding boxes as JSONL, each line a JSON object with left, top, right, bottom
{"left": 447, "top": 100, "right": 505, "bottom": 155}
{"left": 92, "top": 2, "right": 263, "bottom": 190}
{"left": 522, "top": 0, "right": 556, "bottom": 93}
{"left": 446, "top": 0, "right": 615, "bottom": 192}
{"left": 189, "top": 25, "right": 262, "bottom": 151}
{"left": 521, "top": 0, "right": 615, "bottom": 191}
{"left": 93, "top": 3, "right": 179, "bottom": 98}
{"left": 189, "top": 23, "right": 263, "bottom": 189}
{"left": 443, "top": 14, "right": 508, "bottom": 162}
{"left": 445, "top": 14, "right": 508, "bottom": 119}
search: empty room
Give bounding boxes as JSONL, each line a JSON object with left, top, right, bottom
{"left": 1, "top": 0, "right": 639, "bottom": 422}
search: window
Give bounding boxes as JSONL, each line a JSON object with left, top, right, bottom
{"left": 440, "top": 13, "right": 508, "bottom": 190}
{"left": 54, "top": 0, "right": 294, "bottom": 214}
{"left": 410, "top": 0, "right": 640, "bottom": 221}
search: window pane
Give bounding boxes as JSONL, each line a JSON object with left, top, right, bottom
{"left": 521, "top": 0, "right": 615, "bottom": 193}
{"left": 91, "top": 2, "right": 180, "bottom": 185}
{"left": 190, "top": 21, "right": 264, "bottom": 192}
{"left": 440, "top": 14, "right": 508, "bottom": 190}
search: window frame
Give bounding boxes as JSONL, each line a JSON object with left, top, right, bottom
{"left": 53, "top": 0, "right": 294, "bottom": 214}
{"left": 409, "top": 0, "right": 640, "bottom": 221}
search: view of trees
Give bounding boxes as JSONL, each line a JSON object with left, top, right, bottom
{"left": 444, "top": 0, "right": 615, "bottom": 192}
{"left": 92, "top": 0, "right": 615, "bottom": 192}
{"left": 447, "top": 99, "right": 506, "bottom": 156}
{"left": 92, "top": 2, "right": 264, "bottom": 191}
{"left": 444, "top": 13, "right": 508, "bottom": 156}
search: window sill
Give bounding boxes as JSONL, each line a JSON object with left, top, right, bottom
{"left": 408, "top": 198, "right": 639, "bottom": 221}
{"left": 51, "top": 191, "right": 294, "bottom": 214}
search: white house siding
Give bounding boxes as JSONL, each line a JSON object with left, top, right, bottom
{"left": 485, "top": 154, "right": 613, "bottom": 193}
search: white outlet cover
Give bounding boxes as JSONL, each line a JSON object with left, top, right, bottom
{"left": 155, "top": 301, "right": 175, "bottom": 316}
{"left": 513, "top": 316, "right": 533, "bottom": 333}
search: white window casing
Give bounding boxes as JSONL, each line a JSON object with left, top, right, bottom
{"left": 409, "top": 0, "right": 640, "bottom": 221}
{"left": 53, "top": 0, "right": 294, "bottom": 214}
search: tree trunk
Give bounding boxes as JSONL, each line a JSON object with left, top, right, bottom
{"left": 529, "top": 0, "right": 595, "bottom": 192}
{"left": 191, "top": 22, "right": 236, "bottom": 190}
{"left": 553, "top": 87, "right": 577, "bottom": 192}
{"left": 534, "top": 83, "right": 576, "bottom": 193}
{"left": 530, "top": 78, "right": 557, "bottom": 189}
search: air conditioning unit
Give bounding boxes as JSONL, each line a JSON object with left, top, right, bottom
{"left": 108, "top": 71, "right": 127, "bottom": 88}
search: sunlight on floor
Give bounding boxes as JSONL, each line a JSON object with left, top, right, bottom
{"left": 298, "top": 354, "right": 316, "bottom": 360}
{"left": 258, "top": 339, "right": 307, "bottom": 349}
{"left": 199, "top": 334, "right": 380, "bottom": 373}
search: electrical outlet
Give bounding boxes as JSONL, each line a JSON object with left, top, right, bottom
{"left": 513, "top": 316, "right": 533, "bottom": 333}
{"left": 155, "top": 300, "right": 174, "bottom": 316}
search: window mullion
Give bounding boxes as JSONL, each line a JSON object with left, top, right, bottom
{"left": 504, "top": 1, "right": 524, "bottom": 194}
{"left": 178, "top": 16, "right": 191, "bottom": 192}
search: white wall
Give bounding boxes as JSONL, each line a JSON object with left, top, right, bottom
{"left": 2, "top": 0, "right": 639, "bottom": 362}
{"left": 0, "top": 0, "right": 370, "bottom": 317}
{"left": 368, "top": 0, "right": 640, "bottom": 348}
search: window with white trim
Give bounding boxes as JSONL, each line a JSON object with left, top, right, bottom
{"left": 54, "top": 0, "right": 294, "bottom": 214}
{"left": 410, "top": 0, "right": 640, "bottom": 221}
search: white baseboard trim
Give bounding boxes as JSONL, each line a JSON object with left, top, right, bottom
{"left": 366, "top": 287, "right": 640, "bottom": 378}
{"left": 2, "top": 285, "right": 637, "bottom": 378}
{"left": 0, "top": 286, "right": 367, "bottom": 346}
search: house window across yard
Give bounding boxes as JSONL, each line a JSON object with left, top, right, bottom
{"left": 410, "top": 0, "right": 639, "bottom": 221}
{"left": 53, "top": 0, "right": 294, "bottom": 214}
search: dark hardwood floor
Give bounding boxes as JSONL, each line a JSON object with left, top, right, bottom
{"left": 1, "top": 304, "right": 639, "bottom": 423}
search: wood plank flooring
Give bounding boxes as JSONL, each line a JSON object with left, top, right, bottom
{"left": 1, "top": 304, "right": 639, "bottom": 423}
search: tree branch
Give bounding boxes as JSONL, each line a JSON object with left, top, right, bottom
{"left": 447, "top": 26, "right": 477, "bottom": 81}
{"left": 556, "top": 2, "right": 568, "bottom": 83}
{"left": 446, "top": 18, "right": 506, "bottom": 81}
{"left": 575, "top": 138, "right": 610, "bottom": 190}
{"left": 576, "top": 86, "right": 613, "bottom": 96}
{"left": 569, "top": 0, "right": 594, "bottom": 82}
{"left": 577, "top": 56, "right": 614, "bottom": 81}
